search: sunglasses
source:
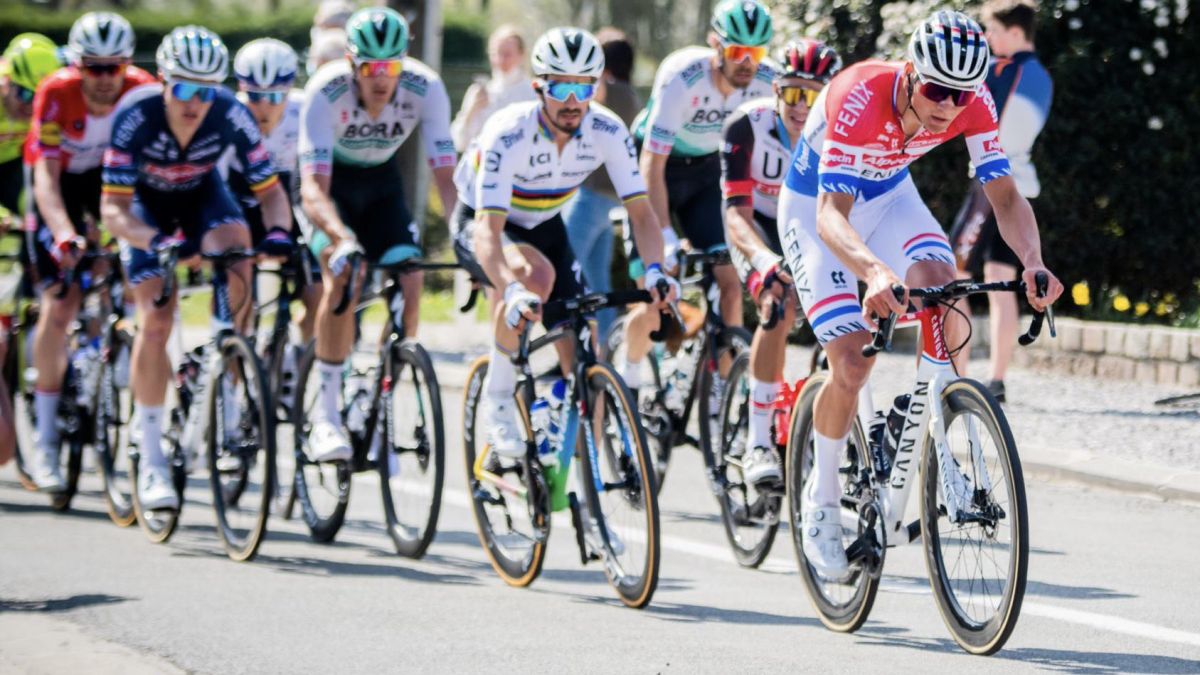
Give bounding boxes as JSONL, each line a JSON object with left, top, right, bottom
{"left": 355, "top": 59, "right": 404, "bottom": 78}
{"left": 246, "top": 90, "right": 288, "bottom": 104}
{"left": 915, "top": 78, "right": 977, "bottom": 107}
{"left": 722, "top": 43, "right": 767, "bottom": 64}
{"left": 780, "top": 86, "right": 820, "bottom": 107}
{"left": 82, "top": 61, "right": 126, "bottom": 76}
{"left": 169, "top": 80, "right": 218, "bottom": 103}
{"left": 13, "top": 85, "right": 34, "bottom": 104}
{"left": 541, "top": 80, "right": 595, "bottom": 103}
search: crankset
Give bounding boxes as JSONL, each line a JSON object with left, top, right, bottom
{"left": 844, "top": 498, "right": 886, "bottom": 579}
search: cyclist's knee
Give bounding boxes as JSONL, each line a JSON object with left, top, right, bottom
{"left": 907, "top": 260, "right": 957, "bottom": 289}
{"left": 823, "top": 333, "right": 875, "bottom": 392}
{"left": 38, "top": 294, "right": 78, "bottom": 333}
{"left": 137, "top": 307, "right": 175, "bottom": 347}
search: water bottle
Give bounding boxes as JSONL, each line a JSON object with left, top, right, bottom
{"left": 884, "top": 394, "right": 910, "bottom": 456}
{"left": 72, "top": 338, "right": 101, "bottom": 406}
{"left": 114, "top": 341, "right": 131, "bottom": 388}
{"left": 178, "top": 348, "right": 210, "bottom": 457}
{"left": 529, "top": 397, "right": 555, "bottom": 465}
{"left": 344, "top": 371, "right": 371, "bottom": 435}
{"left": 867, "top": 410, "right": 890, "bottom": 477}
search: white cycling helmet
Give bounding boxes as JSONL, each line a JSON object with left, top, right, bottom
{"left": 69, "top": 12, "right": 135, "bottom": 60}
{"left": 530, "top": 27, "right": 604, "bottom": 79}
{"left": 156, "top": 25, "right": 228, "bottom": 83}
{"left": 234, "top": 38, "right": 298, "bottom": 88}
{"left": 907, "top": 10, "right": 989, "bottom": 90}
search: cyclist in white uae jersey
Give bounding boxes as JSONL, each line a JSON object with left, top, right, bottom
{"left": 298, "top": 7, "right": 458, "bottom": 462}
{"left": 719, "top": 39, "right": 841, "bottom": 486}
{"left": 776, "top": 11, "right": 1062, "bottom": 579}
{"left": 452, "top": 27, "right": 677, "bottom": 459}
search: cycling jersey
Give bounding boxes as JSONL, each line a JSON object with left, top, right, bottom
{"left": 219, "top": 89, "right": 302, "bottom": 241}
{"left": 0, "top": 103, "right": 27, "bottom": 166}
{"left": 633, "top": 47, "right": 777, "bottom": 157}
{"left": 783, "top": 60, "right": 1011, "bottom": 202}
{"left": 720, "top": 98, "right": 791, "bottom": 219}
{"left": 453, "top": 100, "right": 647, "bottom": 229}
{"left": 299, "top": 58, "right": 455, "bottom": 175}
{"left": 27, "top": 65, "right": 156, "bottom": 174}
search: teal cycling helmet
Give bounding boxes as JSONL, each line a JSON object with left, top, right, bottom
{"left": 345, "top": 7, "right": 409, "bottom": 60}
{"left": 711, "top": 0, "right": 773, "bottom": 46}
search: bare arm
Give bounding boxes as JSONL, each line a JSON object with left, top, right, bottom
{"left": 256, "top": 181, "right": 292, "bottom": 232}
{"left": 432, "top": 166, "right": 458, "bottom": 219}
{"left": 101, "top": 191, "right": 158, "bottom": 251}
{"left": 33, "top": 158, "right": 75, "bottom": 242}
{"left": 983, "top": 175, "right": 1064, "bottom": 309}
{"left": 816, "top": 191, "right": 905, "bottom": 321}
{"left": 472, "top": 210, "right": 519, "bottom": 291}
{"left": 639, "top": 150, "right": 671, "bottom": 236}
{"left": 300, "top": 173, "right": 354, "bottom": 245}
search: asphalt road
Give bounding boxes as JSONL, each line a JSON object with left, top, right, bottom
{"left": 2, "top": 383, "right": 1199, "bottom": 674}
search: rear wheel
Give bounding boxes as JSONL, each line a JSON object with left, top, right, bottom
{"left": 577, "top": 363, "right": 660, "bottom": 608}
{"left": 265, "top": 333, "right": 303, "bottom": 519}
{"left": 697, "top": 326, "right": 751, "bottom": 470}
{"left": 786, "top": 372, "right": 878, "bottom": 633}
{"left": 96, "top": 324, "right": 135, "bottom": 526}
{"left": 921, "top": 379, "right": 1028, "bottom": 655}
{"left": 292, "top": 343, "right": 350, "bottom": 542}
{"left": 131, "top": 412, "right": 185, "bottom": 544}
{"left": 462, "top": 356, "right": 548, "bottom": 587}
{"left": 714, "top": 352, "right": 780, "bottom": 568}
{"left": 378, "top": 339, "right": 444, "bottom": 558}
{"left": 208, "top": 334, "right": 275, "bottom": 562}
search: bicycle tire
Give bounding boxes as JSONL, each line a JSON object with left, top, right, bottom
{"left": 130, "top": 422, "right": 185, "bottom": 544}
{"left": 291, "top": 342, "right": 351, "bottom": 542}
{"left": 921, "top": 379, "right": 1028, "bottom": 655}
{"left": 714, "top": 352, "right": 779, "bottom": 568}
{"left": 697, "top": 326, "right": 751, "bottom": 468}
{"left": 462, "top": 356, "right": 548, "bottom": 587}
{"left": 786, "top": 372, "right": 879, "bottom": 632}
{"left": 576, "top": 362, "right": 660, "bottom": 608}
{"left": 96, "top": 323, "right": 136, "bottom": 526}
{"left": 265, "top": 334, "right": 305, "bottom": 520}
{"left": 208, "top": 333, "right": 275, "bottom": 562}
{"left": 379, "top": 339, "right": 445, "bottom": 558}
{"left": 605, "top": 315, "right": 672, "bottom": 492}
{"left": 49, "top": 440, "right": 83, "bottom": 512}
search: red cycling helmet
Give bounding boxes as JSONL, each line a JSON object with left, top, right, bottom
{"left": 777, "top": 39, "right": 842, "bottom": 83}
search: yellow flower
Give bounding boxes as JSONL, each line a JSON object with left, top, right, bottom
{"left": 1113, "top": 295, "right": 1131, "bottom": 312}
{"left": 1071, "top": 281, "right": 1090, "bottom": 306}
{"left": 1135, "top": 302, "right": 1150, "bottom": 316}
{"left": 1155, "top": 302, "right": 1170, "bottom": 316}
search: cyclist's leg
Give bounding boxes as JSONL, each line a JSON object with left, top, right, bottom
{"left": 675, "top": 158, "right": 741, "bottom": 327}
{"left": 198, "top": 178, "right": 256, "bottom": 334}
{"left": 361, "top": 164, "right": 421, "bottom": 339}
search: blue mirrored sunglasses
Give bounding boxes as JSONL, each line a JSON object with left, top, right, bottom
{"left": 169, "top": 81, "right": 218, "bottom": 103}
{"left": 542, "top": 80, "right": 595, "bottom": 103}
{"left": 246, "top": 90, "right": 288, "bottom": 104}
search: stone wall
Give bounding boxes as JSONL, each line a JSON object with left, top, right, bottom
{"left": 1012, "top": 318, "right": 1200, "bottom": 387}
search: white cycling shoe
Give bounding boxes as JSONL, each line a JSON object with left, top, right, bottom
{"left": 801, "top": 482, "right": 850, "bottom": 581}
{"left": 27, "top": 441, "right": 67, "bottom": 493}
{"left": 742, "top": 445, "right": 782, "bottom": 485}
{"left": 484, "top": 398, "right": 524, "bottom": 460}
{"left": 138, "top": 465, "right": 179, "bottom": 511}
{"left": 306, "top": 420, "right": 353, "bottom": 463}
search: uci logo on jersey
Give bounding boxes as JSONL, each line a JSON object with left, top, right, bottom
{"left": 345, "top": 121, "right": 405, "bottom": 139}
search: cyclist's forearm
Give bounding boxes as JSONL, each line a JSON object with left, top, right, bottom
{"left": 101, "top": 194, "right": 157, "bottom": 250}
{"left": 474, "top": 212, "right": 518, "bottom": 290}
{"left": 256, "top": 182, "right": 292, "bottom": 232}
{"left": 626, "top": 198, "right": 664, "bottom": 268}
{"left": 725, "top": 204, "right": 771, "bottom": 262}
{"left": 432, "top": 166, "right": 458, "bottom": 219}
{"left": 990, "top": 184, "right": 1045, "bottom": 268}
{"left": 300, "top": 175, "right": 353, "bottom": 243}
{"left": 816, "top": 194, "right": 889, "bottom": 282}
{"left": 33, "top": 160, "right": 75, "bottom": 242}
{"left": 640, "top": 151, "right": 671, "bottom": 231}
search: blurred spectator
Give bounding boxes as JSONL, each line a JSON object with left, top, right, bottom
{"left": 307, "top": 0, "right": 354, "bottom": 75}
{"left": 308, "top": 30, "right": 347, "bottom": 75}
{"left": 0, "top": 331, "right": 11, "bottom": 464}
{"left": 450, "top": 24, "right": 535, "bottom": 151}
{"left": 560, "top": 28, "right": 641, "bottom": 337}
{"left": 950, "top": 0, "right": 1053, "bottom": 401}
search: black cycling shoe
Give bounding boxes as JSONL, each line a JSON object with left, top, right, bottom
{"left": 987, "top": 379, "right": 1006, "bottom": 403}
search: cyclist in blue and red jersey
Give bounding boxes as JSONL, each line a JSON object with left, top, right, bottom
{"left": 100, "top": 26, "right": 293, "bottom": 511}
{"left": 776, "top": 11, "right": 1063, "bottom": 579}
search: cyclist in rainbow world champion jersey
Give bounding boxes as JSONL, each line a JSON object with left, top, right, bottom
{"left": 719, "top": 39, "right": 842, "bottom": 487}
{"left": 24, "top": 12, "right": 156, "bottom": 492}
{"left": 219, "top": 38, "right": 323, "bottom": 343}
{"left": 625, "top": 0, "right": 777, "bottom": 396}
{"left": 298, "top": 7, "right": 458, "bottom": 462}
{"left": 776, "top": 11, "right": 1063, "bottom": 579}
{"left": 101, "top": 26, "right": 294, "bottom": 511}
{"left": 452, "top": 27, "right": 678, "bottom": 459}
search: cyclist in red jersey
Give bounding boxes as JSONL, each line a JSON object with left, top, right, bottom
{"left": 23, "top": 12, "right": 154, "bottom": 491}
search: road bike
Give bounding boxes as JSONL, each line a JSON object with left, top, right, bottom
{"left": 785, "top": 275, "right": 1054, "bottom": 654}
{"left": 291, "top": 256, "right": 451, "bottom": 557}
{"left": 463, "top": 288, "right": 663, "bottom": 608}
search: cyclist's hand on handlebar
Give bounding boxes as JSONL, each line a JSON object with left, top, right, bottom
{"left": 50, "top": 235, "right": 86, "bottom": 270}
{"left": 643, "top": 263, "right": 680, "bottom": 308}
{"left": 257, "top": 226, "right": 295, "bottom": 258}
{"left": 862, "top": 267, "right": 907, "bottom": 328}
{"left": 1021, "top": 265, "right": 1062, "bottom": 311}
{"left": 503, "top": 281, "right": 542, "bottom": 329}
{"left": 328, "top": 238, "right": 363, "bottom": 277}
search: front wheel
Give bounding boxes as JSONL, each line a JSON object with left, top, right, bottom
{"left": 696, "top": 326, "right": 751, "bottom": 471}
{"left": 921, "top": 379, "right": 1028, "bottom": 655}
{"left": 577, "top": 362, "right": 660, "bottom": 608}
{"left": 207, "top": 334, "right": 275, "bottom": 562}
{"left": 378, "top": 339, "right": 444, "bottom": 558}
{"left": 96, "top": 323, "right": 136, "bottom": 527}
{"left": 786, "top": 372, "right": 878, "bottom": 633}
{"left": 604, "top": 315, "right": 671, "bottom": 493}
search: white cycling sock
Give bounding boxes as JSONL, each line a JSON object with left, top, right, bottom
{"left": 221, "top": 373, "right": 240, "bottom": 433}
{"left": 315, "top": 360, "right": 343, "bottom": 424}
{"left": 34, "top": 390, "right": 61, "bottom": 452}
{"left": 811, "top": 430, "right": 848, "bottom": 506}
{"left": 484, "top": 343, "right": 516, "bottom": 402}
{"left": 748, "top": 378, "right": 779, "bottom": 450}
{"left": 617, "top": 355, "right": 643, "bottom": 391}
{"left": 139, "top": 405, "right": 166, "bottom": 471}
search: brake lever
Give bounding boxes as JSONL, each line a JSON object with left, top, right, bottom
{"left": 649, "top": 279, "right": 681, "bottom": 343}
{"left": 862, "top": 284, "right": 905, "bottom": 357}
{"left": 1018, "top": 271, "right": 1053, "bottom": 346}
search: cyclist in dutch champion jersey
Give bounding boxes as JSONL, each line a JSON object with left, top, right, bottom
{"left": 626, "top": 0, "right": 777, "bottom": 401}
{"left": 23, "top": 12, "right": 155, "bottom": 491}
{"left": 719, "top": 39, "right": 841, "bottom": 487}
{"left": 452, "top": 27, "right": 678, "bottom": 459}
{"left": 776, "top": 11, "right": 1063, "bottom": 579}
{"left": 298, "top": 7, "right": 458, "bottom": 462}
{"left": 101, "top": 26, "right": 294, "bottom": 511}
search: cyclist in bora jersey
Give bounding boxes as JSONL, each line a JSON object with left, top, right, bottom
{"left": 452, "top": 27, "right": 678, "bottom": 458}
{"left": 23, "top": 12, "right": 156, "bottom": 491}
{"left": 719, "top": 39, "right": 841, "bottom": 486}
{"left": 101, "top": 26, "right": 294, "bottom": 510}
{"left": 624, "top": 0, "right": 777, "bottom": 403}
{"left": 298, "top": 7, "right": 458, "bottom": 462}
{"left": 776, "top": 11, "right": 1063, "bottom": 579}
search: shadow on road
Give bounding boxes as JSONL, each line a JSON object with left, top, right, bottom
{"left": 0, "top": 594, "right": 128, "bottom": 613}
{"left": 1000, "top": 647, "right": 1200, "bottom": 674}
{"left": 885, "top": 574, "right": 1132, "bottom": 602}
{"left": 0, "top": 498, "right": 115, "bottom": 523}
